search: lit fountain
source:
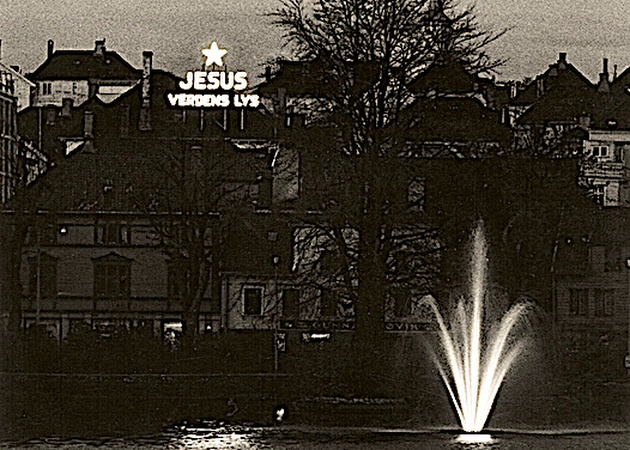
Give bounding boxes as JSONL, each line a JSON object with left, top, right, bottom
{"left": 422, "top": 224, "right": 531, "bottom": 441}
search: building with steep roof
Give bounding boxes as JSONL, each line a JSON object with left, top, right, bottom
{"left": 403, "top": 59, "right": 511, "bottom": 157}
{"left": 28, "top": 39, "right": 141, "bottom": 108}
{"left": 12, "top": 47, "right": 312, "bottom": 341}
{"left": 508, "top": 54, "right": 630, "bottom": 207}
{"left": 0, "top": 60, "right": 35, "bottom": 112}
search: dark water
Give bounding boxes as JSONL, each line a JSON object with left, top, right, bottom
{"left": 1, "top": 423, "right": 628, "bottom": 450}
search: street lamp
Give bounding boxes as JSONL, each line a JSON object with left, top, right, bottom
{"left": 273, "top": 255, "right": 280, "bottom": 373}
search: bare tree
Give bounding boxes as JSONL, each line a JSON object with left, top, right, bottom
{"left": 134, "top": 137, "right": 265, "bottom": 347}
{"left": 271, "top": 0, "right": 506, "bottom": 339}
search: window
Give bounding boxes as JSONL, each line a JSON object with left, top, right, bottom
{"left": 45, "top": 109, "right": 56, "bottom": 125}
{"left": 95, "top": 221, "right": 131, "bottom": 244}
{"left": 102, "top": 181, "right": 116, "bottom": 209}
{"left": 594, "top": 289, "right": 614, "bottom": 317}
{"left": 591, "top": 145, "right": 609, "bottom": 158}
{"left": 319, "top": 249, "right": 343, "bottom": 276}
{"left": 93, "top": 253, "right": 131, "bottom": 298}
{"left": 589, "top": 246, "right": 605, "bottom": 273}
{"left": 320, "top": 289, "right": 338, "bottom": 317}
{"left": 168, "top": 259, "right": 190, "bottom": 299}
{"left": 282, "top": 288, "right": 300, "bottom": 317}
{"left": 239, "top": 109, "right": 246, "bottom": 131}
{"left": 390, "top": 287, "right": 411, "bottom": 317}
{"left": 120, "top": 105, "right": 130, "bottom": 137}
{"left": 569, "top": 288, "right": 588, "bottom": 316}
{"left": 41, "top": 82, "right": 52, "bottom": 96}
{"left": 605, "top": 246, "right": 620, "bottom": 272}
{"left": 31, "top": 222, "right": 58, "bottom": 245}
{"left": 407, "top": 177, "right": 426, "bottom": 212}
{"left": 244, "top": 287, "right": 263, "bottom": 315}
{"left": 29, "top": 253, "right": 57, "bottom": 299}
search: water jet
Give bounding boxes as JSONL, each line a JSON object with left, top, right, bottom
{"left": 423, "top": 223, "right": 531, "bottom": 433}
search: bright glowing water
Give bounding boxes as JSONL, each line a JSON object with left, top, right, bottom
{"left": 423, "top": 224, "right": 531, "bottom": 433}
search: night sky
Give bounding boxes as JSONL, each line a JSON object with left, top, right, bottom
{"left": 1, "top": 0, "right": 628, "bottom": 83}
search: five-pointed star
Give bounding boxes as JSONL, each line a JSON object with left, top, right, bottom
{"left": 202, "top": 42, "right": 228, "bottom": 67}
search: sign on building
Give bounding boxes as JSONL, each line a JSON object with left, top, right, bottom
{"left": 165, "top": 42, "right": 260, "bottom": 109}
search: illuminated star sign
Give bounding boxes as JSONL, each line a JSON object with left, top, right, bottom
{"left": 202, "top": 42, "right": 228, "bottom": 67}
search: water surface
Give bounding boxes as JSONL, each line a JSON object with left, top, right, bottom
{"left": 2, "top": 423, "right": 628, "bottom": 450}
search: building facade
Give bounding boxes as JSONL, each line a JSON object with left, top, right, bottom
{"left": 0, "top": 66, "right": 19, "bottom": 204}
{"left": 28, "top": 39, "right": 141, "bottom": 108}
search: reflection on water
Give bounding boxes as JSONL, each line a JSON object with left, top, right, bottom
{"left": 1, "top": 422, "right": 628, "bottom": 450}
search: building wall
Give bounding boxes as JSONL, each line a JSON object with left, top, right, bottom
{"left": 13, "top": 75, "right": 33, "bottom": 111}
{"left": 20, "top": 216, "right": 216, "bottom": 338}
{"left": 224, "top": 274, "right": 278, "bottom": 330}
{"left": 0, "top": 62, "right": 34, "bottom": 111}
{"left": 0, "top": 79, "right": 18, "bottom": 203}
{"left": 556, "top": 274, "right": 628, "bottom": 328}
{"left": 33, "top": 80, "right": 90, "bottom": 107}
{"left": 554, "top": 239, "right": 630, "bottom": 376}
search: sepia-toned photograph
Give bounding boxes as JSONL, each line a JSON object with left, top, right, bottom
{"left": 0, "top": 1, "right": 628, "bottom": 448}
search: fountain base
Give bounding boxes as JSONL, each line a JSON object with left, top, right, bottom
{"left": 456, "top": 433, "right": 494, "bottom": 444}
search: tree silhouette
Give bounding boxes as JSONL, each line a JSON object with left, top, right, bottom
{"left": 271, "top": 0, "right": 507, "bottom": 342}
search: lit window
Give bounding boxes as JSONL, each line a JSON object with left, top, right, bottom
{"left": 244, "top": 287, "right": 263, "bottom": 315}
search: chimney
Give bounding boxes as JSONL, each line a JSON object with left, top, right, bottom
{"left": 509, "top": 81, "right": 517, "bottom": 99}
{"left": 61, "top": 98, "right": 73, "bottom": 117}
{"left": 598, "top": 74, "right": 610, "bottom": 93}
{"left": 536, "top": 77, "right": 545, "bottom": 98}
{"left": 265, "top": 66, "right": 271, "bottom": 83}
{"left": 83, "top": 110, "right": 95, "bottom": 152}
{"left": 558, "top": 52, "right": 567, "bottom": 69}
{"left": 47, "top": 39, "right": 54, "bottom": 58}
{"left": 94, "top": 39, "right": 106, "bottom": 57}
{"left": 138, "top": 51, "right": 153, "bottom": 131}
{"left": 83, "top": 110, "right": 94, "bottom": 138}
{"left": 598, "top": 58, "right": 610, "bottom": 93}
{"left": 578, "top": 112, "right": 591, "bottom": 129}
